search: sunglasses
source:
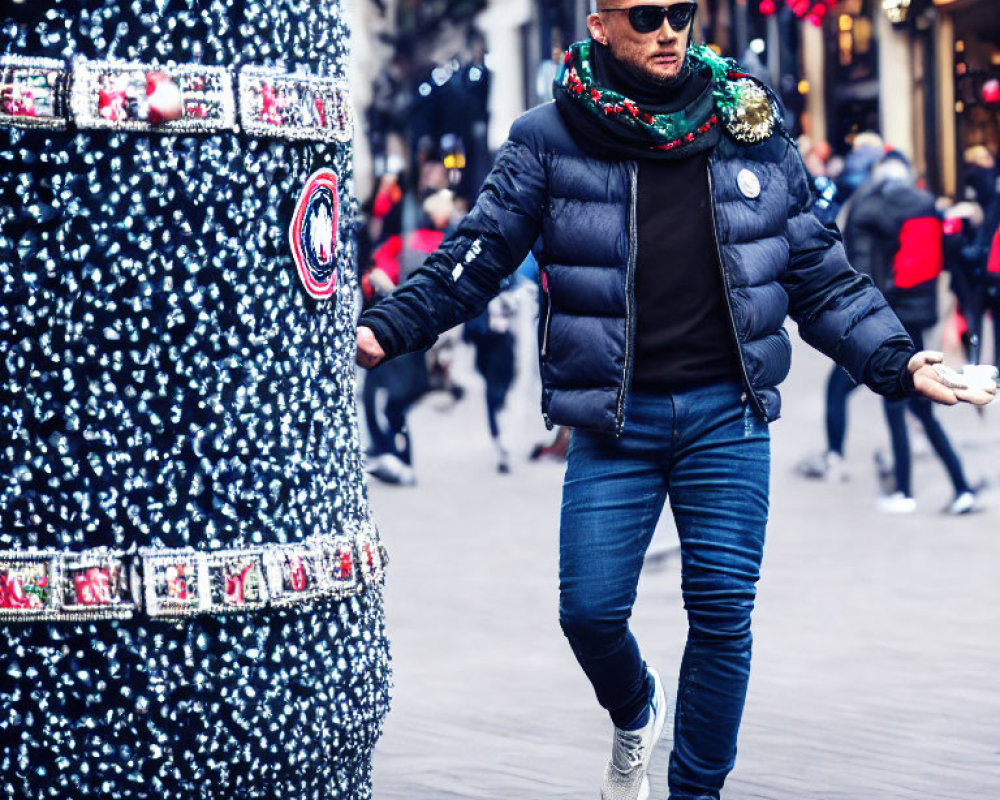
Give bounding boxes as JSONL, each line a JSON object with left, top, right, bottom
{"left": 598, "top": 2, "right": 698, "bottom": 34}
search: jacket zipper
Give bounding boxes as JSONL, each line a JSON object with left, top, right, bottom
{"left": 540, "top": 270, "right": 553, "bottom": 358}
{"left": 706, "top": 154, "right": 765, "bottom": 418}
{"left": 540, "top": 269, "right": 555, "bottom": 430}
{"left": 614, "top": 161, "right": 639, "bottom": 436}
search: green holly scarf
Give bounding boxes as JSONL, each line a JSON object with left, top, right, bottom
{"left": 554, "top": 40, "right": 778, "bottom": 156}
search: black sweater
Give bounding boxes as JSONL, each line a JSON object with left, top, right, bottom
{"left": 632, "top": 155, "right": 742, "bottom": 391}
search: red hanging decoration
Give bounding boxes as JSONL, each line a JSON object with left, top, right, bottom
{"left": 983, "top": 79, "right": 1000, "bottom": 105}
{"left": 758, "top": 0, "right": 836, "bottom": 21}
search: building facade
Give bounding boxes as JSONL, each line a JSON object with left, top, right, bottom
{"left": 810, "top": 0, "right": 999, "bottom": 195}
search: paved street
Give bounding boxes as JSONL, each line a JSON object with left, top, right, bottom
{"left": 368, "top": 322, "right": 1000, "bottom": 800}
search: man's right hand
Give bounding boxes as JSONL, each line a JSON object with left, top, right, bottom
{"left": 356, "top": 326, "right": 386, "bottom": 369}
{"left": 908, "top": 350, "right": 997, "bottom": 406}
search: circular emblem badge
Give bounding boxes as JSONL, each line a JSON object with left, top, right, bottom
{"left": 737, "top": 168, "right": 761, "bottom": 200}
{"left": 289, "top": 168, "right": 340, "bottom": 300}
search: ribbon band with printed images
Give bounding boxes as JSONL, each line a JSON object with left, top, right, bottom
{"left": 0, "top": 55, "right": 352, "bottom": 143}
{"left": 0, "top": 524, "right": 387, "bottom": 622}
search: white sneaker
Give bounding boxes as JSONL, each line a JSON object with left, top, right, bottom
{"left": 796, "top": 451, "right": 849, "bottom": 482}
{"left": 877, "top": 491, "right": 917, "bottom": 514}
{"left": 493, "top": 437, "right": 511, "bottom": 474}
{"left": 366, "top": 454, "right": 416, "bottom": 486}
{"left": 824, "top": 451, "right": 849, "bottom": 483}
{"left": 601, "top": 667, "right": 667, "bottom": 800}
{"left": 874, "top": 451, "right": 895, "bottom": 496}
{"left": 945, "top": 491, "right": 978, "bottom": 515}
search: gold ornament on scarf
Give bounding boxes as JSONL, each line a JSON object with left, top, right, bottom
{"left": 719, "top": 78, "right": 777, "bottom": 144}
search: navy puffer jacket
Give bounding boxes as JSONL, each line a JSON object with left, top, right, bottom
{"left": 360, "top": 101, "right": 910, "bottom": 435}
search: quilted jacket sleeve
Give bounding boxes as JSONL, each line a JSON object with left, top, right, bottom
{"left": 358, "top": 122, "right": 546, "bottom": 361}
{"left": 778, "top": 138, "right": 913, "bottom": 385}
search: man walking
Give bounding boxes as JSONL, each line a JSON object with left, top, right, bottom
{"left": 356, "top": 3, "right": 996, "bottom": 799}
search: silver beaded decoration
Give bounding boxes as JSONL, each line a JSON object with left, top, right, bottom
{"left": 0, "top": 2, "right": 390, "bottom": 798}
{"left": 719, "top": 77, "right": 778, "bottom": 145}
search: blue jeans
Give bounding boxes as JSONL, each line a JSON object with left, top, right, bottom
{"left": 825, "top": 365, "right": 858, "bottom": 456}
{"left": 882, "top": 327, "right": 971, "bottom": 498}
{"left": 559, "top": 383, "right": 770, "bottom": 800}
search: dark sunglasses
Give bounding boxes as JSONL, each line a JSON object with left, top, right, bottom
{"left": 598, "top": 2, "right": 698, "bottom": 34}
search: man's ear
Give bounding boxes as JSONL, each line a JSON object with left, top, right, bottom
{"left": 587, "top": 13, "right": 608, "bottom": 45}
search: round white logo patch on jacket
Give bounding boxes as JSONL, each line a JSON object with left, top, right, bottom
{"left": 737, "top": 168, "right": 761, "bottom": 200}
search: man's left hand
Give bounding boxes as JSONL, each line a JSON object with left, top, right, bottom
{"left": 908, "top": 350, "right": 998, "bottom": 406}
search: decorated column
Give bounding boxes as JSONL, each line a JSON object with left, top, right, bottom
{"left": 0, "top": 1, "right": 390, "bottom": 797}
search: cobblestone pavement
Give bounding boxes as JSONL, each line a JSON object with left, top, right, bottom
{"left": 368, "top": 324, "right": 1000, "bottom": 800}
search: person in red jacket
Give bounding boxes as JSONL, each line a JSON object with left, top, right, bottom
{"left": 843, "top": 151, "right": 979, "bottom": 514}
{"left": 983, "top": 185, "right": 1000, "bottom": 367}
{"left": 361, "top": 189, "right": 457, "bottom": 485}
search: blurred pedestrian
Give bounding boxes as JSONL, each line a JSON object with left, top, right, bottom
{"left": 464, "top": 278, "right": 521, "bottom": 473}
{"left": 529, "top": 426, "right": 573, "bottom": 461}
{"left": 416, "top": 165, "right": 468, "bottom": 404}
{"left": 356, "top": 7, "right": 996, "bottom": 800}
{"left": 984, "top": 193, "right": 1000, "bottom": 368}
{"left": 835, "top": 130, "right": 884, "bottom": 207}
{"left": 361, "top": 233, "right": 423, "bottom": 485}
{"left": 962, "top": 145, "right": 997, "bottom": 211}
{"left": 369, "top": 168, "right": 405, "bottom": 246}
{"left": 512, "top": 251, "right": 577, "bottom": 464}
{"left": 942, "top": 198, "right": 987, "bottom": 363}
{"left": 845, "top": 152, "right": 979, "bottom": 514}
{"left": 797, "top": 136, "right": 882, "bottom": 482}
{"left": 942, "top": 146, "right": 1000, "bottom": 363}
{"left": 971, "top": 147, "right": 1000, "bottom": 367}
{"left": 803, "top": 137, "right": 840, "bottom": 227}
{"left": 361, "top": 189, "right": 457, "bottom": 485}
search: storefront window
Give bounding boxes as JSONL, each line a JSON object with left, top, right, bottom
{"left": 952, "top": 5, "right": 1000, "bottom": 156}
{"left": 826, "top": 0, "right": 879, "bottom": 152}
